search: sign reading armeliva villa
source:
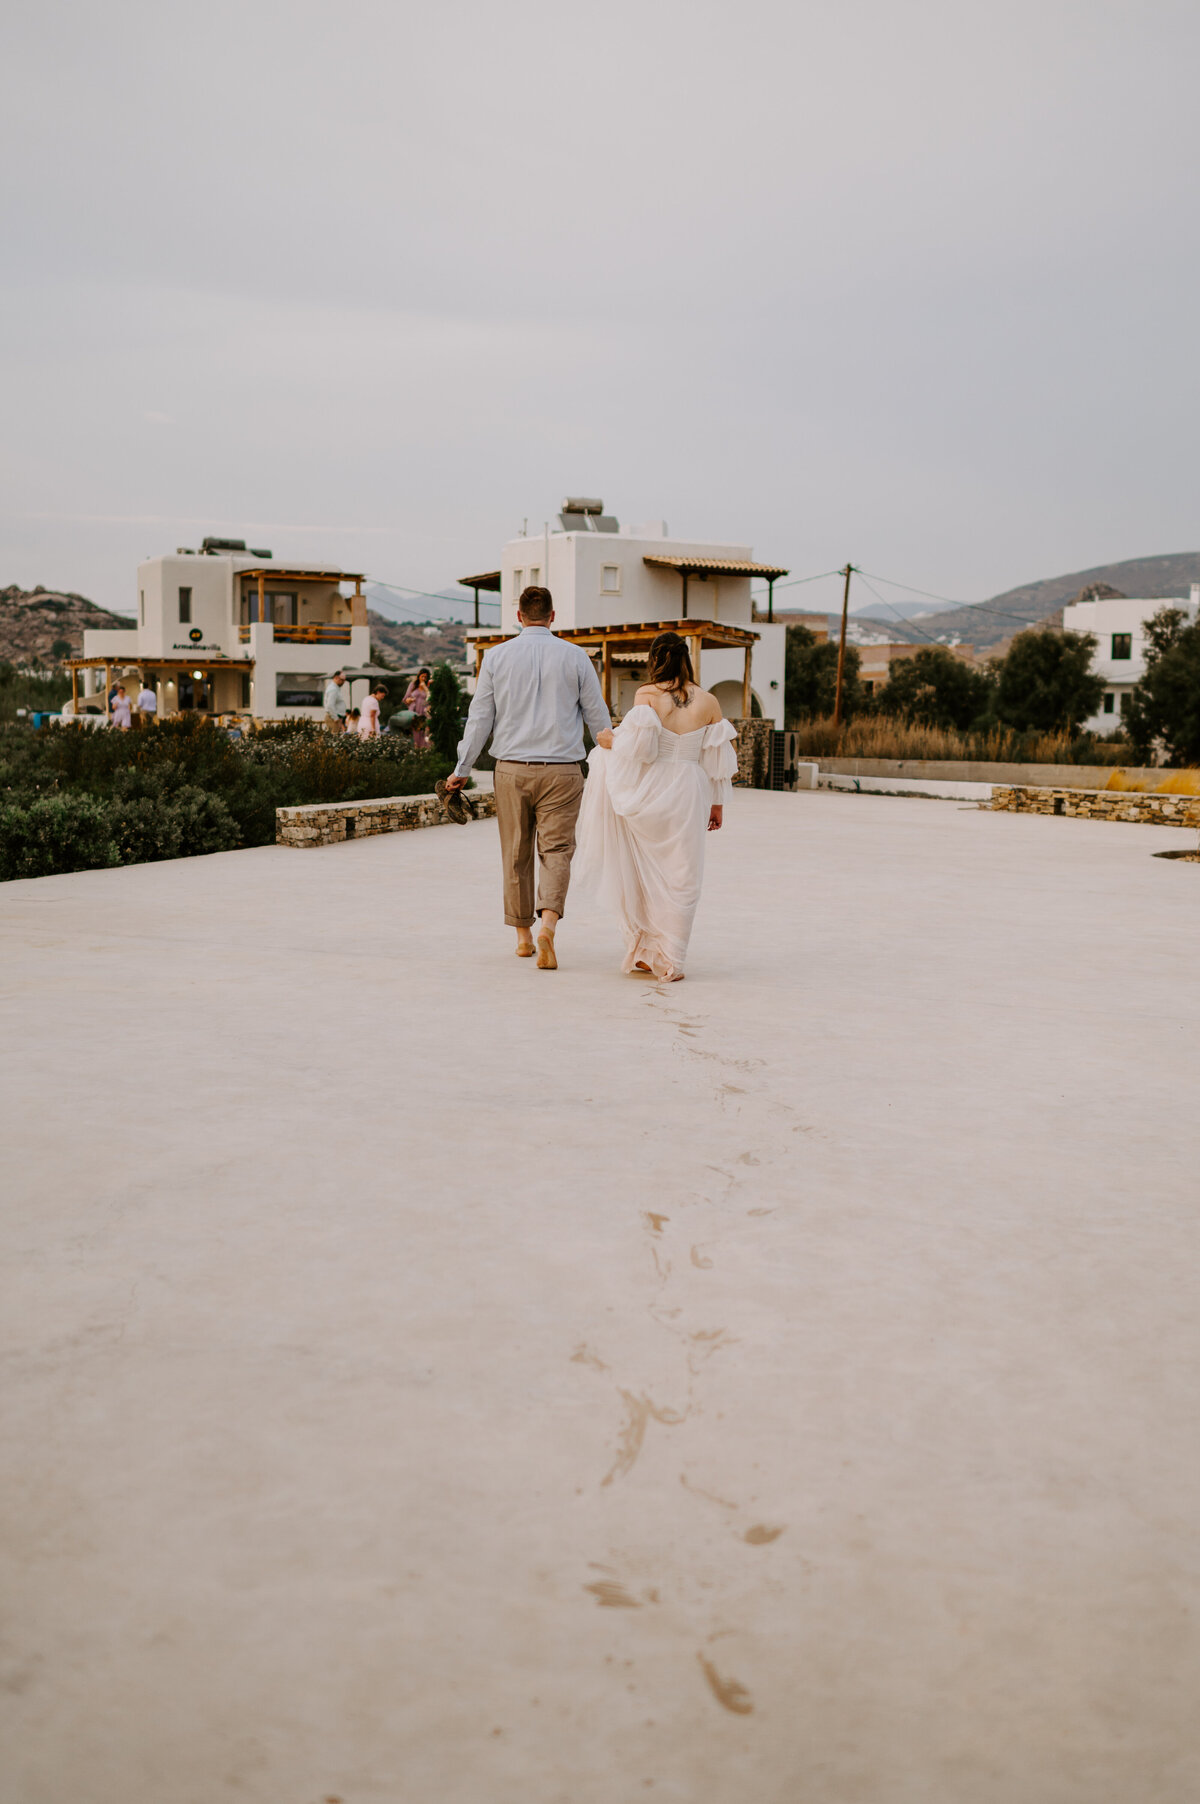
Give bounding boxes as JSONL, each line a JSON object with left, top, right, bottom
{"left": 172, "top": 640, "right": 226, "bottom": 652}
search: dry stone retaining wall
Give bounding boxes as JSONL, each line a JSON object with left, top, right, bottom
{"left": 989, "top": 786, "right": 1200, "bottom": 828}
{"left": 733, "top": 717, "right": 772, "bottom": 788}
{"left": 277, "top": 790, "right": 497, "bottom": 847}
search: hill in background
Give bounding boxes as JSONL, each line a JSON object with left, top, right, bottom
{"left": 368, "top": 611, "right": 470, "bottom": 671}
{"left": 0, "top": 585, "right": 134, "bottom": 667}
{"left": 861, "top": 551, "right": 1200, "bottom": 651}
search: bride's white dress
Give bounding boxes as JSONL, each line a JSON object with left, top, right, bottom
{"left": 575, "top": 705, "right": 738, "bottom": 979}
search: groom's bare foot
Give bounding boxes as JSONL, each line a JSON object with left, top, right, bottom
{"left": 516, "top": 927, "right": 535, "bottom": 958}
{"left": 536, "top": 928, "right": 557, "bottom": 969}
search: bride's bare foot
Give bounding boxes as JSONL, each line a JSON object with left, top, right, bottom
{"left": 634, "top": 961, "right": 651, "bottom": 972}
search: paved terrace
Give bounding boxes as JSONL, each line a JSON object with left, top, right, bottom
{"left": 2, "top": 793, "right": 1198, "bottom": 1804}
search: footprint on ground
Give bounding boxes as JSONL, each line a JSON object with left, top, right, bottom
{"left": 697, "top": 1654, "right": 754, "bottom": 1715}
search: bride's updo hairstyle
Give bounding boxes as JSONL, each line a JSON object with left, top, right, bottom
{"left": 646, "top": 631, "right": 694, "bottom": 703}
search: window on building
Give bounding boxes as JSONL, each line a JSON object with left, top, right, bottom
{"left": 276, "top": 672, "right": 325, "bottom": 708}
{"left": 528, "top": 566, "right": 540, "bottom": 587}
{"left": 513, "top": 569, "right": 523, "bottom": 598}
{"left": 1111, "top": 632, "right": 1132, "bottom": 660}
{"left": 178, "top": 586, "right": 192, "bottom": 623}
{"left": 1119, "top": 691, "right": 1131, "bottom": 714}
{"left": 601, "top": 564, "right": 621, "bottom": 594}
{"left": 241, "top": 674, "right": 251, "bottom": 707}
{"left": 1103, "top": 692, "right": 1115, "bottom": 713}
{"left": 139, "top": 589, "right": 144, "bottom": 626}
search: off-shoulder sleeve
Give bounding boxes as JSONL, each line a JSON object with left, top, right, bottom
{"left": 611, "top": 703, "right": 662, "bottom": 765}
{"left": 700, "top": 718, "right": 738, "bottom": 803}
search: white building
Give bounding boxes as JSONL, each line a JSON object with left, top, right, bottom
{"left": 463, "top": 501, "right": 789, "bottom": 726}
{"left": 1062, "top": 585, "right": 1200, "bottom": 733}
{"left": 74, "top": 538, "right": 372, "bottom": 721}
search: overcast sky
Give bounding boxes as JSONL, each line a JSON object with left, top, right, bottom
{"left": 3, "top": 0, "right": 1198, "bottom": 623}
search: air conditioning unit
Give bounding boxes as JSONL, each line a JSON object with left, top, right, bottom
{"left": 769, "top": 730, "right": 800, "bottom": 791}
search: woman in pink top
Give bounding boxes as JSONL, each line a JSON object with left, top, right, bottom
{"left": 403, "top": 668, "right": 431, "bottom": 749}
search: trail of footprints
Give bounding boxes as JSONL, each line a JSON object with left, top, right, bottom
{"left": 573, "top": 991, "right": 810, "bottom": 1718}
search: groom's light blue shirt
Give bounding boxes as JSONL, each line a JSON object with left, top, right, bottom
{"left": 454, "top": 626, "right": 612, "bottom": 778}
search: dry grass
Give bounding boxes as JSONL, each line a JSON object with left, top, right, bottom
{"left": 789, "top": 714, "right": 1133, "bottom": 766}
{"left": 1105, "top": 767, "right": 1200, "bottom": 795}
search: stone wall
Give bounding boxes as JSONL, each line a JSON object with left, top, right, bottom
{"left": 988, "top": 786, "right": 1200, "bottom": 828}
{"left": 733, "top": 718, "right": 772, "bottom": 788}
{"left": 277, "top": 790, "right": 497, "bottom": 848}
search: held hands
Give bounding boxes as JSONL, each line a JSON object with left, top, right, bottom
{"left": 708, "top": 806, "right": 723, "bottom": 832}
{"left": 596, "top": 728, "right": 615, "bottom": 749}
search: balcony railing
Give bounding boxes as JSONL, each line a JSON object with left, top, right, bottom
{"left": 237, "top": 623, "right": 353, "bottom": 645}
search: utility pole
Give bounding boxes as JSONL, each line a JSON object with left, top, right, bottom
{"left": 833, "top": 563, "right": 855, "bottom": 729}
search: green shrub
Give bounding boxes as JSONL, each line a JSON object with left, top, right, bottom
{"left": 428, "top": 663, "right": 464, "bottom": 760}
{"left": 0, "top": 794, "right": 119, "bottom": 880}
{"left": 0, "top": 716, "right": 457, "bottom": 879}
{"left": 108, "top": 783, "right": 241, "bottom": 864}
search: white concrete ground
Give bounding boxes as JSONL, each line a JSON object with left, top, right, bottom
{"left": 2, "top": 792, "right": 1199, "bottom": 1804}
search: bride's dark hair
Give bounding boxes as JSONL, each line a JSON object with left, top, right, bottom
{"left": 646, "top": 631, "right": 694, "bottom": 703}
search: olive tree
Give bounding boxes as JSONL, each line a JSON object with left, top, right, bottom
{"left": 1125, "top": 607, "right": 1200, "bottom": 765}
{"left": 993, "top": 629, "right": 1104, "bottom": 734}
{"left": 876, "top": 646, "right": 994, "bottom": 731}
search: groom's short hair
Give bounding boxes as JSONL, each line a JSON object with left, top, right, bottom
{"left": 518, "top": 586, "right": 553, "bottom": 622}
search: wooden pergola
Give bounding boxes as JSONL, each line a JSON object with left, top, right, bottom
{"left": 469, "top": 617, "right": 760, "bottom": 715}
{"left": 642, "top": 554, "right": 790, "bottom": 622}
{"left": 64, "top": 655, "right": 253, "bottom": 718}
{"left": 457, "top": 568, "right": 501, "bottom": 628}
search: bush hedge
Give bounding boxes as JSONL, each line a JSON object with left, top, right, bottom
{"left": 0, "top": 716, "right": 456, "bottom": 881}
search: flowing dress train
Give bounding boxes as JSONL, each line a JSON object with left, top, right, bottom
{"left": 575, "top": 705, "right": 738, "bottom": 979}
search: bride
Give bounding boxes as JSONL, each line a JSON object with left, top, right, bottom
{"left": 576, "top": 631, "right": 738, "bottom": 982}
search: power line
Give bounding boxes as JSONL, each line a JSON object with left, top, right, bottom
{"left": 856, "top": 569, "right": 1050, "bottom": 628}
{"left": 364, "top": 577, "right": 501, "bottom": 621}
{"left": 750, "top": 562, "right": 1049, "bottom": 629}
{"left": 850, "top": 572, "right": 948, "bottom": 646}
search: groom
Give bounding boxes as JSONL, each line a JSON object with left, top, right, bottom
{"left": 442, "top": 586, "right": 613, "bottom": 969}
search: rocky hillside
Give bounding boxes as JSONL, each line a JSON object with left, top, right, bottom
{"left": 368, "top": 611, "right": 471, "bottom": 671}
{"left": 904, "top": 551, "right": 1200, "bottom": 650}
{"left": 0, "top": 585, "right": 134, "bottom": 667}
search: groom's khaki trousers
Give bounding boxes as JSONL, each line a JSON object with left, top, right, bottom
{"left": 494, "top": 761, "right": 585, "bottom": 927}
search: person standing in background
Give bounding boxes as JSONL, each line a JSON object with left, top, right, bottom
{"left": 110, "top": 684, "right": 132, "bottom": 730}
{"left": 358, "top": 682, "right": 388, "bottom": 738}
{"left": 136, "top": 679, "right": 157, "bottom": 726}
{"left": 323, "top": 670, "right": 348, "bottom": 732}
{"left": 403, "top": 668, "right": 432, "bottom": 749}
